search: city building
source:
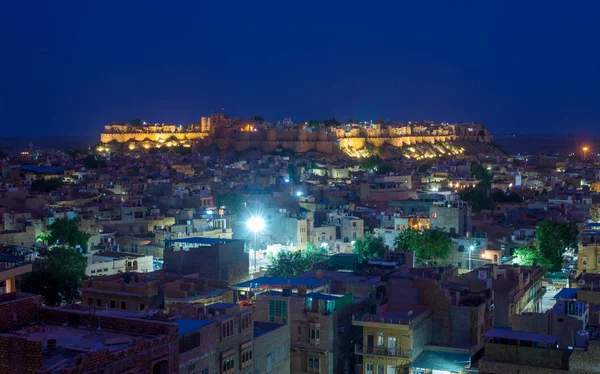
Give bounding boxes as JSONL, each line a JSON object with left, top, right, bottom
{"left": 353, "top": 305, "right": 432, "bottom": 374}
{"left": 81, "top": 271, "right": 233, "bottom": 313}
{"left": 513, "top": 287, "right": 589, "bottom": 349}
{"left": 429, "top": 200, "right": 472, "bottom": 237}
{"left": 254, "top": 287, "right": 370, "bottom": 374}
{"left": 164, "top": 238, "right": 249, "bottom": 285}
{"left": 0, "top": 252, "right": 32, "bottom": 294}
{"left": 85, "top": 250, "right": 153, "bottom": 277}
{"left": 253, "top": 321, "right": 291, "bottom": 374}
{"left": 478, "top": 329, "right": 571, "bottom": 373}
{"left": 0, "top": 292, "right": 178, "bottom": 373}
{"left": 488, "top": 265, "right": 547, "bottom": 328}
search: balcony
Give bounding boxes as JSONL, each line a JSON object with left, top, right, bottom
{"left": 355, "top": 344, "right": 412, "bottom": 359}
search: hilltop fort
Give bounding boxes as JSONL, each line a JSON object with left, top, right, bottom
{"left": 100, "top": 113, "right": 495, "bottom": 159}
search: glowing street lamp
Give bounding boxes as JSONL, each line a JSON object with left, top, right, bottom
{"left": 583, "top": 146, "right": 589, "bottom": 161}
{"left": 469, "top": 245, "right": 475, "bottom": 271}
{"left": 247, "top": 216, "right": 266, "bottom": 273}
{"left": 296, "top": 191, "right": 303, "bottom": 197}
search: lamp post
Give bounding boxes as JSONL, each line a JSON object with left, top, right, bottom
{"left": 469, "top": 245, "right": 475, "bottom": 271}
{"left": 246, "top": 216, "right": 265, "bottom": 274}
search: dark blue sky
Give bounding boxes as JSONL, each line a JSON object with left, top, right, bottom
{"left": 2, "top": 0, "right": 600, "bottom": 137}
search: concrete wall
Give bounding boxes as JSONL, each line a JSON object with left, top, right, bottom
{"left": 253, "top": 322, "right": 291, "bottom": 374}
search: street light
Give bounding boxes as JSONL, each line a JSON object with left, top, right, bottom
{"left": 583, "top": 146, "right": 589, "bottom": 161}
{"left": 468, "top": 245, "right": 475, "bottom": 271}
{"left": 296, "top": 191, "right": 303, "bottom": 197}
{"left": 246, "top": 217, "right": 266, "bottom": 274}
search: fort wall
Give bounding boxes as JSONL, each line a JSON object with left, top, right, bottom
{"left": 101, "top": 127, "right": 493, "bottom": 154}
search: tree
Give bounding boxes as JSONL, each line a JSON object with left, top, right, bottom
{"left": 22, "top": 246, "right": 87, "bottom": 306}
{"left": 358, "top": 156, "right": 383, "bottom": 171}
{"left": 353, "top": 233, "right": 386, "bottom": 261}
{"left": 307, "top": 120, "right": 320, "bottom": 129}
{"left": 213, "top": 191, "right": 244, "bottom": 215}
{"left": 375, "top": 163, "right": 394, "bottom": 175}
{"left": 267, "top": 249, "right": 326, "bottom": 277}
{"left": 251, "top": 116, "right": 264, "bottom": 122}
{"left": 31, "top": 178, "right": 63, "bottom": 193}
{"left": 470, "top": 165, "right": 492, "bottom": 189}
{"left": 459, "top": 187, "right": 493, "bottom": 213}
{"left": 83, "top": 154, "right": 107, "bottom": 169}
{"left": 286, "top": 165, "right": 298, "bottom": 183}
{"left": 47, "top": 218, "right": 91, "bottom": 249}
{"left": 64, "top": 149, "right": 88, "bottom": 158}
{"left": 393, "top": 228, "right": 452, "bottom": 266}
{"left": 322, "top": 118, "right": 341, "bottom": 127}
{"left": 513, "top": 246, "right": 539, "bottom": 266}
{"left": 491, "top": 190, "right": 523, "bottom": 203}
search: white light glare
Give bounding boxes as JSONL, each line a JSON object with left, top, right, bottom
{"left": 246, "top": 216, "right": 266, "bottom": 233}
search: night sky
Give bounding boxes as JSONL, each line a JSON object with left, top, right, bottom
{"left": 2, "top": 1, "right": 600, "bottom": 137}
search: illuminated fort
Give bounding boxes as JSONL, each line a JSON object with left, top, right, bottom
{"left": 100, "top": 113, "right": 494, "bottom": 158}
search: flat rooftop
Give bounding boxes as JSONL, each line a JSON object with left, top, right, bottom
{"left": 12, "top": 323, "right": 159, "bottom": 370}
{"left": 230, "top": 276, "right": 328, "bottom": 290}
{"left": 166, "top": 237, "right": 238, "bottom": 245}
{"left": 173, "top": 319, "right": 213, "bottom": 337}
{"left": 483, "top": 328, "right": 558, "bottom": 344}
{"left": 253, "top": 321, "right": 287, "bottom": 339}
{"left": 93, "top": 251, "right": 149, "bottom": 259}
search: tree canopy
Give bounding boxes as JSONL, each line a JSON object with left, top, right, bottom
{"left": 213, "top": 191, "right": 244, "bottom": 215}
{"left": 46, "top": 218, "right": 91, "bottom": 249}
{"left": 491, "top": 190, "right": 523, "bottom": 203}
{"left": 353, "top": 233, "right": 386, "bottom": 261}
{"left": 22, "top": 246, "right": 87, "bottom": 306}
{"left": 393, "top": 228, "right": 452, "bottom": 266}
{"left": 267, "top": 248, "right": 327, "bottom": 277}
{"left": 513, "top": 221, "right": 578, "bottom": 271}
{"left": 471, "top": 164, "right": 492, "bottom": 189}
{"left": 83, "top": 154, "right": 107, "bottom": 169}
{"left": 459, "top": 187, "right": 493, "bottom": 213}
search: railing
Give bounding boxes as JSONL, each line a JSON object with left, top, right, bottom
{"left": 355, "top": 344, "right": 411, "bottom": 358}
{"left": 0, "top": 260, "right": 32, "bottom": 271}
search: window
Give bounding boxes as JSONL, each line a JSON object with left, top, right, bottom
{"left": 221, "top": 319, "right": 234, "bottom": 340}
{"left": 104, "top": 268, "right": 108, "bottom": 272}
{"left": 221, "top": 357, "right": 234, "bottom": 374}
{"left": 366, "top": 363, "right": 374, "bottom": 374}
{"left": 266, "top": 353, "right": 272, "bottom": 373}
{"left": 140, "top": 303, "right": 145, "bottom": 311}
{"left": 377, "top": 364, "right": 384, "bottom": 374}
{"left": 96, "top": 299, "right": 102, "bottom": 307}
{"left": 91, "top": 270, "right": 96, "bottom": 274}
{"left": 121, "top": 301, "right": 126, "bottom": 310}
{"left": 87, "top": 298, "right": 93, "bottom": 306}
{"left": 308, "top": 358, "right": 320, "bottom": 373}
{"left": 377, "top": 332, "right": 384, "bottom": 347}
{"left": 268, "top": 300, "right": 288, "bottom": 323}
{"left": 201, "top": 368, "right": 208, "bottom": 374}
{"left": 240, "top": 347, "right": 253, "bottom": 369}
{"left": 310, "top": 328, "right": 320, "bottom": 344}
{"left": 110, "top": 300, "right": 116, "bottom": 309}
